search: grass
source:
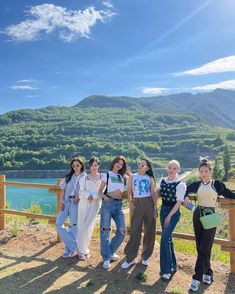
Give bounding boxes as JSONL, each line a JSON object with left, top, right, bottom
{"left": 135, "top": 271, "right": 148, "bottom": 282}
{"left": 11, "top": 219, "right": 19, "bottom": 237}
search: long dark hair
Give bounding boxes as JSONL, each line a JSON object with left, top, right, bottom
{"left": 65, "top": 157, "right": 85, "bottom": 183}
{"left": 89, "top": 157, "right": 100, "bottom": 167}
{"left": 110, "top": 156, "right": 127, "bottom": 177}
{"left": 198, "top": 157, "right": 212, "bottom": 172}
{"left": 141, "top": 158, "right": 155, "bottom": 181}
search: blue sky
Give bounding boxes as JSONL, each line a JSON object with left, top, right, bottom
{"left": 1, "top": 0, "right": 235, "bottom": 114}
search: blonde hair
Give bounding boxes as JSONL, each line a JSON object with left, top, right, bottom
{"left": 168, "top": 160, "right": 181, "bottom": 171}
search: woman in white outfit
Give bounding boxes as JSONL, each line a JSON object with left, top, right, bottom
{"left": 77, "top": 157, "right": 102, "bottom": 260}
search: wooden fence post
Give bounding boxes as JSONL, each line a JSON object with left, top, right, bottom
{"left": 0, "top": 175, "right": 6, "bottom": 230}
{"left": 56, "top": 178, "right": 62, "bottom": 241}
{"left": 229, "top": 206, "right": 235, "bottom": 274}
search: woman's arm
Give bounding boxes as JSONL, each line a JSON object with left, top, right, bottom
{"left": 98, "top": 180, "right": 111, "bottom": 202}
{"left": 183, "top": 181, "right": 201, "bottom": 206}
{"left": 214, "top": 180, "right": 235, "bottom": 199}
{"left": 164, "top": 200, "right": 183, "bottom": 227}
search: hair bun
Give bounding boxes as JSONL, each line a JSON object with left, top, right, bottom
{"left": 199, "top": 156, "right": 208, "bottom": 164}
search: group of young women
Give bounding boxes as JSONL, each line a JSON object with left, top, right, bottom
{"left": 56, "top": 155, "right": 235, "bottom": 292}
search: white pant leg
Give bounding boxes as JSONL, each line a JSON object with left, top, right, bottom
{"left": 56, "top": 202, "right": 76, "bottom": 252}
{"left": 78, "top": 199, "right": 100, "bottom": 255}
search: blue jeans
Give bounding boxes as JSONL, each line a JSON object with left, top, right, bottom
{"left": 100, "top": 199, "right": 126, "bottom": 262}
{"left": 160, "top": 205, "right": 180, "bottom": 274}
{"left": 56, "top": 199, "right": 78, "bottom": 252}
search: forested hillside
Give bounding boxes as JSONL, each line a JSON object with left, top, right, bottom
{"left": 0, "top": 90, "right": 235, "bottom": 170}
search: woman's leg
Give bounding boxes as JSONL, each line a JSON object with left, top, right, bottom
{"left": 193, "top": 208, "right": 216, "bottom": 281}
{"left": 69, "top": 200, "right": 78, "bottom": 250}
{"left": 142, "top": 197, "right": 156, "bottom": 261}
{"left": 110, "top": 201, "right": 126, "bottom": 257}
{"left": 82, "top": 201, "right": 100, "bottom": 255}
{"left": 77, "top": 199, "right": 89, "bottom": 254}
{"left": 124, "top": 199, "right": 144, "bottom": 263}
{"left": 160, "top": 206, "right": 180, "bottom": 274}
{"left": 100, "top": 201, "right": 112, "bottom": 261}
{"left": 56, "top": 203, "right": 75, "bottom": 252}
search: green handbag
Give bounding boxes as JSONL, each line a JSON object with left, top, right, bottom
{"left": 199, "top": 208, "right": 221, "bottom": 229}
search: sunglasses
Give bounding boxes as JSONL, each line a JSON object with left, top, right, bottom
{"left": 72, "top": 164, "right": 81, "bottom": 168}
{"left": 138, "top": 163, "right": 147, "bottom": 168}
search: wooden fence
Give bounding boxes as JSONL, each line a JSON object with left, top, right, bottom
{"left": 0, "top": 174, "right": 235, "bottom": 274}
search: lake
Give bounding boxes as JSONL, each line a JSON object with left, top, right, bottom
{"left": 6, "top": 178, "right": 58, "bottom": 215}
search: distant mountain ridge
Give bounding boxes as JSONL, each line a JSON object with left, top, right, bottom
{"left": 74, "top": 89, "right": 235, "bottom": 128}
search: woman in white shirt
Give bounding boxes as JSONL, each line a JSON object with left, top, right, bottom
{"left": 156, "top": 160, "right": 186, "bottom": 281}
{"left": 121, "top": 158, "right": 157, "bottom": 269}
{"left": 77, "top": 157, "right": 102, "bottom": 260}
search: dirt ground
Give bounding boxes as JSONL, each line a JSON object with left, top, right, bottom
{"left": 0, "top": 224, "right": 234, "bottom": 294}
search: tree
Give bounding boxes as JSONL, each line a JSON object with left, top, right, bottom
{"left": 223, "top": 145, "right": 231, "bottom": 180}
{"left": 213, "top": 156, "right": 222, "bottom": 180}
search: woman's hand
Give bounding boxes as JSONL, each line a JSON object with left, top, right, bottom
{"left": 129, "top": 201, "right": 136, "bottom": 212}
{"left": 103, "top": 195, "right": 111, "bottom": 202}
{"left": 153, "top": 206, "right": 158, "bottom": 219}
{"left": 164, "top": 214, "right": 171, "bottom": 227}
{"left": 183, "top": 196, "right": 190, "bottom": 207}
{"left": 88, "top": 195, "right": 93, "bottom": 202}
{"left": 74, "top": 196, "right": 80, "bottom": 204}
{"left": 60, "top": 203, "right": 65, "bottom": 211}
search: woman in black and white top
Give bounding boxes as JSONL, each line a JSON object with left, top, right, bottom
{"left": 156, "top": 160, "right": 186, "bottom": 281}
{"left": 184, "top": 158, "right": 235, "bottom": 292}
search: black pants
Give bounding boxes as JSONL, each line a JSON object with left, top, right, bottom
{"left": 193, "top": 206, "right": 216, "bottom": 281}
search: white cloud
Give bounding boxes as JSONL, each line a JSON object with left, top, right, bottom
{"left": 142, "top": 87, "right": 169, "bottom": 95}
{"left": 192, "top": 79, "right": 235, "bottom": 91}
{"left": 10, "top": 85, "right": 39, "bottom": 90}
{"left": 16, "top": 79, "right": 38, "bottom": 83}
{"left": 176, "top": 56, "right": 235, "bottom": 76}
{"left": 102, "top": 1, "right": 114, "bottom": 9}
{"left": 3, "top": 4, "right": 115, "bottom": 42}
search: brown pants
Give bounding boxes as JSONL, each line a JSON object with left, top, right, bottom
{"left": 124, "top": 197, "right": 156, "bottom": 263}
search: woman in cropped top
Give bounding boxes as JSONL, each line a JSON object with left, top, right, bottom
{"left": 184, "top": 159, "right": 235, "bottom": 292}
{"left": 98, "top": 156, "right": 127, "bottom": 270}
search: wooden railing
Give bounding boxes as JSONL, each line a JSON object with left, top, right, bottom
{"left": 0, "top": 174, "right": 235, "bottom": 274}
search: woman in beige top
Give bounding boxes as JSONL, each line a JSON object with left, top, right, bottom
{"left": 184, "top": 158, "right": 235, "bottom": 292}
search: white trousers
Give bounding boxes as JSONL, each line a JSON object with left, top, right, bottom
{"left": 77, "top": 199, "right": 100, "bottom": 255}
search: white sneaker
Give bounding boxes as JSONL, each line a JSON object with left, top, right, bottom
{"left": 141, "top": 259, "right": 149, "bottom": 266}
{"left": 189, "top": 279, "right": 200, "bottom": 292}
{"left": 121, "top": 259, "right": 136, "bottom": 269}
{"left": 161, "top": 273, "right": 171, "bottom": 280}
{"left": 70, "top": 248, "right": 77, "bottom": 257}
{"left": 78, "top": 253, "right": 86, "bottom": 261}
{"left": 110, "top": 254, "right": 120, "bottom": 261}
{"left": 203, "top": 274, "right": 212, "bottom": 285}
{"left": 103, "top": 260, "right": 111, "bottom": 269}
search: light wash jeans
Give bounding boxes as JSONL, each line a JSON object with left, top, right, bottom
{"left": 160, "top": 205, "right": 180, "bottom": 274}
{"left": 56, "top": 198, "right": 78, "bottom": 253}
{"left": 100, "top": 199, "right": 126, "bottom": 262}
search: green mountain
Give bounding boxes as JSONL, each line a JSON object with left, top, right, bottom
{"left": 0, "top": 89, "right": 234, "bottom": 170}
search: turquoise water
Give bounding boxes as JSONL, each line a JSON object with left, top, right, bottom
{"left": 6, "top": 178, "right": 58, "bottom": 215}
